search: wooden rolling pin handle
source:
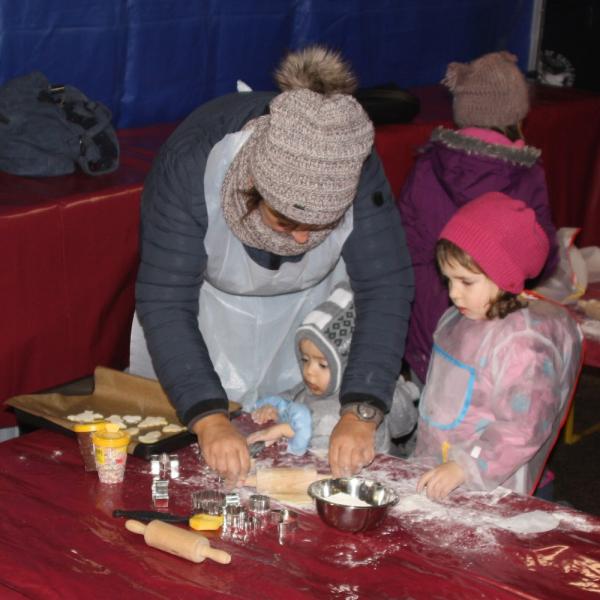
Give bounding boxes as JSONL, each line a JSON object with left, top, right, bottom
{"left": 125, "top": 519, "right": 146, "bottom": 535}
{"left": 199, "top": 546, "right": 232, "bottom": 565}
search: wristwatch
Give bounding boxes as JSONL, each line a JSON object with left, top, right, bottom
{"left": 340, "top": 402, "right": 384, "bottom": 427}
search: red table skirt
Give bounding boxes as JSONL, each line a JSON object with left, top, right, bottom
{"left": 0, "top": 124, "right": 177, "bottom": 423}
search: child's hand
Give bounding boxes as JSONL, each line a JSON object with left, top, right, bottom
{"left": 416, "top": 461, "right": 465, "bottom": 501}
{"left": 251, "top": 405, "right": 279, "bottom": 425}
{"left": 247, "top": 423, "right": 294, "bottom": 446}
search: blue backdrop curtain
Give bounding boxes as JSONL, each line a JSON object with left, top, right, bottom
{"left": 0, "top": 0, "right": 534, "bottom": 127}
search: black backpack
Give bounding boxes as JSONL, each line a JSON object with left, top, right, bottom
{"left": 0, "top": 71, "right": 119, "bottom": 176}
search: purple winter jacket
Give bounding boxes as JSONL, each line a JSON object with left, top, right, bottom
{"left": 397, "top": 127, "right": 559, "bottom": 382}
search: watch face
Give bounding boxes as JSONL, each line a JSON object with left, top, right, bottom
{"left": 357, "top": 403, "right": 376, "bottom": 420}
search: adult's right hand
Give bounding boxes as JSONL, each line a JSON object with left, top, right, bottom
{"left": 192, "top": 413, "right": 250, "bottom": 489}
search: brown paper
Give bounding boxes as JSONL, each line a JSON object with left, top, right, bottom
{"left": 6, "top": 366, "right": 241, "bottom": 453}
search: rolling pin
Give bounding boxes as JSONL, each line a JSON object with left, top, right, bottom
{"left": 125, "top": 519, "right": 231, "bottom": 564}
{"left": 245, "top": 467, "right": 322, "bottom": 495}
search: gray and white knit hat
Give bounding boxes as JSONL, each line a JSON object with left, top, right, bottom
{"left": 295, "top": 282, "right": 355, "bottom": 396}
{"left": 250, "top": 88, "right": 374, "bottom": 225}
{"left": 221, "top": 46, "right": 374, "bottom": 256}
{"left": 443, "top": 51, "right": 529, "bottom": 128}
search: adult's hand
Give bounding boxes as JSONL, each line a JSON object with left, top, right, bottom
{"left": 192, "top": 413, "right": 250, "bottom": 489}
{"left": 329, "top": 412, "right": 377, "bottom": 477}
{"left": 416, "top": 461, "right": 465, "bottom": 501}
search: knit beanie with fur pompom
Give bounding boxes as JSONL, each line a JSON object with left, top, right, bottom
{"left": 222, "top": 45, "right": 374, "bottom": 256}
{"left": 443, "top": 51, "right": 529, "bottom": 129}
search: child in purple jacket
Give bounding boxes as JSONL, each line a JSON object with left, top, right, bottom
{"left": 397, "top": 51, "right": 559, "bottom": 384}
{"left": 414, "top": 193, "right": 581, "bottom": 501}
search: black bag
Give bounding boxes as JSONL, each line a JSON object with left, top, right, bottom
{"left": 355, "top": 84, "right": 420, "bottom": 125}
{"left": 0, "top": 71, "right": 119, "bottom": 176}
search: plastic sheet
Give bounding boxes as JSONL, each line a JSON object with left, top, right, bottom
{"left": 0, "top": 427, "right": 598, "bottom": 599}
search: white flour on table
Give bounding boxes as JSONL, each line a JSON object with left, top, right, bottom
{"left": 357, "top": 458, "right": 599, "bottom": 547}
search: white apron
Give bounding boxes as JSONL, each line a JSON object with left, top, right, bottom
{"left": 129, "top": 129, "right": 352, "bottom": 409}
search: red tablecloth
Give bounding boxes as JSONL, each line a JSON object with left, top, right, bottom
{"left": 0, "top": 428, "right": 598, "bottom": 599}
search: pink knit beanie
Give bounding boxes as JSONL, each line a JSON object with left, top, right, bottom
{"left": 443, "top": 51, "right": 529, "bottom": 128}
{"left": 439, "top": 192, "right": 549, "bottom": 293}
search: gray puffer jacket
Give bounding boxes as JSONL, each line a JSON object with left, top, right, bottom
{"left": 136, "top": 91, "right": 414, "bottom": 426}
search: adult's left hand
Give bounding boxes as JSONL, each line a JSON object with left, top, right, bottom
{"left": 329, "top": 412, "right": 377, "bottom": 477}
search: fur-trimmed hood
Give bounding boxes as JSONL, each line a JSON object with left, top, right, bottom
{"left": 430, "top": 127, "right": 540, "bottom": 166}
{"left": 425, "top": 127, "right": 543, "bottom": 207}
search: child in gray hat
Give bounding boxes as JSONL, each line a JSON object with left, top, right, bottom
{"left": 247, "top": 283, "right": 419, "bottom": 456}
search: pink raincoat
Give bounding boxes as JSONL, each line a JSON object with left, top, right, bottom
{"left": 414, "top": 300, "right": 582, "bottom": 494}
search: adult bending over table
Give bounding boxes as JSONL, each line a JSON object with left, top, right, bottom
{"left": 129, "top": 45, "right": 413, "bottom": 486}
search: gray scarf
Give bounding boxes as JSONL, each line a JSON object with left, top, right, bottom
{"left": 221, "top": 117, "right": 330, "bottom": 256}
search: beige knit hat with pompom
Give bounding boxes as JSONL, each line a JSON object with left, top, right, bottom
{"left": 222, "top": 46, "right": 373, "bottom": 243}
{"left": 443, "top": 51, "right": 529, "bottom": 128}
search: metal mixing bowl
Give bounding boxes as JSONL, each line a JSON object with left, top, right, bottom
{"left": 308, "top": 477, "right": 398, "bottom": 532}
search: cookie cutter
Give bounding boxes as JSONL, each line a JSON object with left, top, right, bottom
{"left": 150, "top": 453, "right": 180, "bottom": 479}
{"left": 150, "top": 454, "right": 161, "bottom": 476}
{"left": 248, "top": 494, "right": 270, "bottom": 514}
{"left": 224, "top": 492, "right": 241, "bottom": 507}
{"left": 151, "top": 478, "right": 169, "bottom": 508}
{"left": 222, "top": 504, "right": 248, "bottom": 541}
{"left": 191, "top": 490, "right": 226, "bottom": 516}
{"left": 272, "top": 508, "right": 299, "bottom": 545}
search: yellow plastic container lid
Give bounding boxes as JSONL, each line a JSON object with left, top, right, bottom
{"left": 92, "top": 430, "right": 130, "bottom": 447}
{"left": 73, "top": 421, "right": 107, "bottom": 433}
{"left": 74, "top": 421, "right": 122, "bottom": 433}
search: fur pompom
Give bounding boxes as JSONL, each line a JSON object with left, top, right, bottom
{"left": 442, "top": 62, "right": 463, "bottom": 91}
{"left": 274, "top": 45, "right": 358, "bottom": 96}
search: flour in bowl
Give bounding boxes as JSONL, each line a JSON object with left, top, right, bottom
{"left": 326, "top": 492, "right": 371, "bottom": 507}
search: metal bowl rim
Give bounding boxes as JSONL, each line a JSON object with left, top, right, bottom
{"left": 308, "top": 477, "right": 399, "bottom": 508}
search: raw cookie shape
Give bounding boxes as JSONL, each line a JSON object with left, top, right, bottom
{"left": 138, "top": 430, "right": 162, "bottom": 444}
{"left": 139, "top": 416, "right": 168, "bottom": 429}
{"left": 67, "top": 410, "right": 104, "bottom": 422}
{"left": 106, "top": 415, "right": 126, "bottom": 429}
{"left": 162, "top": 423, "right": 186, "bottom": 434}
{"left": 123, "top": 415, "right": 143, "bottom": 425}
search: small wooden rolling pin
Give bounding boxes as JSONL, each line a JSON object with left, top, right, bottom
{"left": 125, "top": 519, "right": 231, "bottom": 564}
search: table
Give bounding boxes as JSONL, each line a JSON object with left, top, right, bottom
{"left": 1, "top": 428, "right": 599, "bottom": 599}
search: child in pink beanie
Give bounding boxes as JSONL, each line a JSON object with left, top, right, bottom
{"left": 397, "top": 51, "right": 559, "bottom": 386}
{"left": 413, "top": 192, "right": 582, "bottom": 501}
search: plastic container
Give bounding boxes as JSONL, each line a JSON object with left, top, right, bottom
{"left": 73, "top": 421, "right": 110, "bottom": 471}
{"left": 93, "top": 430, "right": 131, "bottom": 484}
